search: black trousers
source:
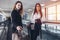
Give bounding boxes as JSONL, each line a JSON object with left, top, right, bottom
{"left": 35, "top": 23, "right": 42, "bottom": 39}
{"left": 30, "top": 30, "right": 37, "bottom": 40}
{"left": 30, "top": 23, "right": 42, "bottom": 40}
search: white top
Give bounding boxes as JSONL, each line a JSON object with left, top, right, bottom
{"left": 30, "top": 12, "right": 41, "bottom": 23}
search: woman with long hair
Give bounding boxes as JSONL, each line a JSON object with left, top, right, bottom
{"left": 30, "top": 3, "right": 42, "bottom": 40}
{"left": 11, "top": 1, "right": 23, "bottom": 40}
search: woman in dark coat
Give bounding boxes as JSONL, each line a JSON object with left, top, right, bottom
{"left": 11, "top": 1, "right": 23, "bottom": 40}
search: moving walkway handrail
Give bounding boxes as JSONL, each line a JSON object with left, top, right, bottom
{"left": 0, "top": 20, "right": 8, "bottom": 40}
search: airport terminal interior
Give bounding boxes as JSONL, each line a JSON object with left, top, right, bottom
{"left": 0, "top": 0, "right": 60, "bottom": 40}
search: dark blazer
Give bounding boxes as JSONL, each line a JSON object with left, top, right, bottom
{"left": 11, "top": 10, "right": 23, "bottom": 33}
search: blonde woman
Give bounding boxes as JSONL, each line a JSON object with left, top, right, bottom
{"left": 11, "top": 1, "right": 23, "bottom": 40}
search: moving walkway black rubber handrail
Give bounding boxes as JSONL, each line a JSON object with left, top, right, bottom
{"left": 0, "top": 20, "right": 8, "bottom": 40}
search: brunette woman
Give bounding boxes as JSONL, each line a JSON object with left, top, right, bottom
{"left": 30, "top": 3, "right": 42, "bottom": 40}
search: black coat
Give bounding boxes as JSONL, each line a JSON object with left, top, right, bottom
{"left": 11, "top": 10, "right": 23, "bottom": 33}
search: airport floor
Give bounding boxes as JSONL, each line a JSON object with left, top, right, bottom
{"left": 37, "top": 31, "right": 60, "bottom": 40}
{"left": 23, "top": 27, "right": 60, "bottom": 40}
{"left": 0, "top": 26, "right": 60, "bottom": 40}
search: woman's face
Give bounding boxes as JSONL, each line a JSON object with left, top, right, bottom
{"left": 36, "top": 5, "right": 40, "bottom": 12}
{"left": 16, "top": 3, "right": 21, "bottom": 10}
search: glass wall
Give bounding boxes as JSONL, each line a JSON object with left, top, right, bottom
{"left": 57, "top": 4, "right": 60, "bottom": 21}
{"left": 44, "top": 4, "right": 60, "bottom": 34}
{"left": 47, "top": 6, "right": 56, "bottom": 21}
{"left": 46, "top": 4, "right": 60, "bottom": 22}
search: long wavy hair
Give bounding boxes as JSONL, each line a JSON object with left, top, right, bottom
{"left": 13, "top": 1, "right": 23, "bottom": 16}
{"left": 34, "top": 3, "right": 42, "bottom": 17}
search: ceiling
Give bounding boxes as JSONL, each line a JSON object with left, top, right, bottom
{"left": 0, "top": 0, "right": 60, "bottom": 12}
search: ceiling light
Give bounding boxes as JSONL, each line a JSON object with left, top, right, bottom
{"left": 41, "top": 4, "right": 45, "bottom": 6}
{"left": 50, "top": 0, "right": 57, "bottom": 1}
{"left": 28, "top": 8, "right": 32, "bottom": 12}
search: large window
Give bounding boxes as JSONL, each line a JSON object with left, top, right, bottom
{"left": 46, "top": 4, "right": 60, "bottom": 22}
{"left": 57, "top": 4, "right": 60, "bottom": 21}
{"left": 47, "top": 6, "right": 56, "bottom": 21}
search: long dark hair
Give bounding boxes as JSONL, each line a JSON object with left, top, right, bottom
{"left": 13, "top": 1, "right": 23, "bottom": 15}
{"left": 34, "top": 3, "right": 42, "bottom": 17}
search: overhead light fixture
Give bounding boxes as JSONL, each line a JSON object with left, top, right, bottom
{"left": 50, "top": 0, "right": 57, "bottom": 1}
{"left": 28, "top": 8, "right": 32, "bottom": 12}
{"left": 41, "top": 4, "right": 45, "bottom": 6}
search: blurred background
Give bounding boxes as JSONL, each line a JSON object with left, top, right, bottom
{"left": 0, "top": 0, "right": 60, "bottom": 40}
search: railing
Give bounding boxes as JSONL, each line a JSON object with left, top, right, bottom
{"left": 41, "top": 23, "right": 60, "bottom": 38}
{"left": 0, "top": 17, "right": 11, "bottom": 40}
{"left": 0, "top": 21, "right": 8, "bottom": 40}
